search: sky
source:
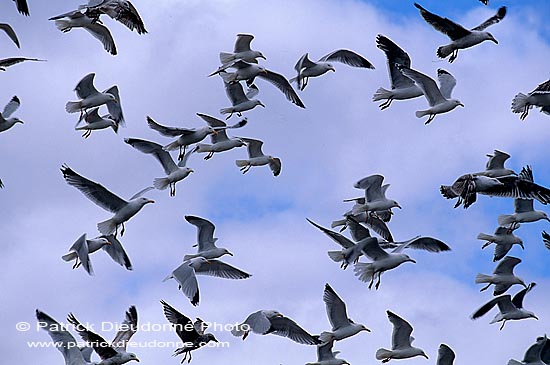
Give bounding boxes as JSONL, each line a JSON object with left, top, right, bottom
{"left": 1, "top": 0, "right": 550, "bottom": 364}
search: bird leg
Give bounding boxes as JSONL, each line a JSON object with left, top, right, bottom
{"left": 120, "top": 223, "right": 126, "bottom": 237}
{"left": 379, "top": 98, "right": 393, "bottom": 110}
{"left": 368, "top": 275, "right": 375, "bottom": 290}
{"left": 169, "top": 183, "right": 176, "bottom": 197}
{"left": 375, "top": 272, "right": 382, "bottom": 290}
{"left": 520, "top": 106, "right": 529, "bottom": 120}
{"left": 481, "top": 241, "right": 492, "bottom": 249}
{"left": 178, "top": 145, "right": 187, "bottom": 161}
{"left": 240, "top": 165, "right": 251, "bottom": 174}
{"left": 449, "top": 50, "right": 458, "bottom": 63}
{"left": 499, "top": 320, "right": 507, "bottom": 331}
{"left": 204, "top": 152, "right": 214, "bottom": 160}
{"left": 237, "top": 112, "right": 242, "bottom": 117}
{"left": 479, "top": 283, "right": 491, "bottom": 292}
{"left": 424, "top": 114, "right": 436, "bottom": 125}
{"left": 301, "top": 77, "right": 309, "bottom": 91}
{"left": 72, "top": 258, "right": 80, "bottom": 269}
{"left": 82, "top": 130, "right": 92, "bottom": 139}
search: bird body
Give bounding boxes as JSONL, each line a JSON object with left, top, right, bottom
{"left": 219, "top": 34, "right": 265, "bottom": 66}
{"left": 61, "top": 234, "right": 111, "bottom": 275}
{"left": 498, "top": 198, "right": 550, "bottom": 227}
{"left": 182, "top": 215, "right": 233, "bottom": 260}
{"left": 475, "top": 256, "right": 526, "bottom": 295}
{"left": 512, "top": 80, "right": 550, "bottom": 120}
{"left": 236, "top": 138, "right": 281, "bottom": 176}
{"left": 478, "top": 226, "right": 523, "bottom": 262}
{"left": 376, "top": 311, "right": 428, "bottom": 362}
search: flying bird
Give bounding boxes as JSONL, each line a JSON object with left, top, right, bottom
{"left": 160, "top": 300, "right": 218, "bottom": 363}
{"left": 193, "top": 114, "right": 247, "bottom": 160}
{"left": 350, "top": 175, "right": 401, "bottom": 216}
{"left": 397, "top": 65, "right": 463, "bottom": 124}
{"left": 220, "top": 76, "right": 265, "bottom": 118}
{"left": 475, "top": 256, "right": 527, "bottom": 295}
{"left": 512, "top": 80, "right": 550, "bottom": 120}
{"left": 373, "top": 34, "right": 423, "bottom": 110}
{"left": 183, "top": 215, "right": 234, "bottom": 260}
{"left": 75, "top": 107, "right": 118, "bottom": 138}
{"left": 67, "top": 306, "right": 140, "bottom": 364}
{"left": 219, "top": 34, "right": 266, "bottom": 66}
{"left": 236, "top": 138, "right": 281, "bottom": 176}
{"left": 376, "top": 311, "right": 428, "bottom": 362}
{"left": 331, "top": 212, "right": 394, "bottom": 242}
{"left": 0, "top": 96, "right": 24, "bottom": 133}
{"left": 124, "top": 138, "right": 194, "bottom": 196}
{"left": 471, "top": 283, "right": 538, "bottom": 330}
{"left": 61, "top": 233, "right": 111, "bottom": 275}
{"left": 436, "top": 344, "right": 455, "bottom": 365}
{"left": 80, "top": 0, "right": 147, "bottom": 34}
{"left": 474, "top": 150, "right": 517, "bottom": 177}
{"left": 291, "top": 50, "right": 375, "bottom": 90}
{"left": 414, "top": 3, "right": 506, "bottom": 63}
{"left": 508, "top": 336, "right": 548, "bottom": 365}
{"left": 60, "top": 164, "right": 154, "bottom": 237}
{"left": 477, "top": 225, "right": 524, "bottom": 262}
{"left": 231, "top": 310, "right": 320, "bottom": 345}
{"left": 66, "top": 73, "right": 122, "bottom": 122}
{"left": 0, "top": 57, "right": 45, "bottom": 71}
{"left": 498, "top": 198, "right": 550, "bottom": 227}
{"left": 0, "top": 23, "right": 20, "bottom": 48}
{"left": 306, "top": 339, "right": 349, "bottom": 365}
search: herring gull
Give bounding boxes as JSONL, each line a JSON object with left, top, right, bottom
{"left": 183, "top": 215, "right": 234, "bottom": 260}
{"left": 219, "top": 34, "right": 266, "bottom": 66}
{"left": 61, "top": 233, "right": 111, "bottom": 275}
{"left": 512, "top": 80, "right": 550, "bottom": 120}
{"left": 236, "top": 137, "right": 281, "bottom": 176}
{"left": 0, "top": 96, "right": 23, "bottom": 133}
{"left": 376, "top": 311, "right": 428, "bottom": 362}
{"left": 80, "top": 0, "right": 147, "bottom": 34}
{"left": 478, "top": 225, "right": 524, "bottom": 262}
{"left": 475, "top": 256, "right": 527, "bottom": 295}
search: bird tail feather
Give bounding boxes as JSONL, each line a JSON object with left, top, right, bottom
{"left": 372, "top": 87, "right": 392, "bottom": 102}
{"left": 183, "top": 254, "right": 198, "bottom": 261}
{"left": 508, "top": 360, "right": 523, "bottom": 365}
{"left": 220, "top": 107, "right": 233, "bottom": 115}
{"left": 163, "top": 140, "right": 180, "bottom": 152}
{"left": 195, "top": 143, "right": 211, "bottom": 153}
{"left": 153, "top": 177, "right": 170, "bottom": 190}
{"left": 440, "top": 185, "right": 458, "bottom": 199}
{"left": 65, "top": 101, "right": 82, "bottom": 113}
{"left": 477, "top": 233, "right": 494, "bottom": 242}
{"left": 230, "top": 324, "right": 248, "bottom": 338}
{"left": 437, "top": 45, "right": 454, "bottom": 59}
{"left": 375, "top": 348, "right": 393, "bottom": 360}
{"left": 219, "top": 52, "right": 235, "bottom": 65}
{"left": 235, "top": 160, "right": 249, "bottom": 167}
{"left": 61, "top": 252, "right": 76, "bottom": 261}
{"left": 54, "top": 20, "right": 72, "bottom": 32}
{"left": 330, "top": 219, "right": 346, "bottom": 228}
{"left": 327, "top": 251, "right": 344, "bottom": 262}
{"left": 415, "top": 110, "right": 429, "bottom": 118}
{"left": 511, "top": 93, "right": 529, "bottom": 114}
{"left": 354, "top": 263, "right": 375, "bottom": 283}
{"left": 318, "top": 332, "right": 335, "bottom": 344}
{"left": 497, "top": 215, "right": 515, "bottom": 226}
{"left": 97, "top": 219, "right": 117, "bottom": 236}
{"left": 475, "top": 273, "right": 493, "bottom": 284}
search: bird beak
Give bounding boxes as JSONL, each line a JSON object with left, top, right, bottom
{"left": 409, "top": 259, "right": 417, "bottom": 264}
{"left": 363, "top": 327, "right": 371, "bottom": 332}
{"left": 228, "top": 252, "right": 234, "bottom": 256}
{"left": 262, "top": 69, "right": 268, "bottom": 75}
{"left": 106, "top": 241, "right": 112, "bottom": 245}
{"left": 545, "top": 218, "right": 550, "bottom": 222}
{"left": 492, "top": 38, "right": 498, "bottom": 44}
{"left": 147, "top": 199, "right": 155, "bottom": 204}
{"left": 133, "top": 359, "right": 140, "bottom": 362}
{"left": 259, "top": 102, "right": 265, "bottom": 108}
{"left": 189, "top": 169, "right": 195, "bottom": 173}
{"left": 459, "top": 103, "right": 465, "bottom": 107}
{"left": 260, "top": 55, "right": 266, "bottom": 60}
{"left": 396, "top": 204, "right": 402, "bottom": 209}
{"left": 422, "top": 354, "right": 429, "bottom": 359}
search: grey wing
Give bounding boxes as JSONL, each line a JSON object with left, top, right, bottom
{"left": 67, "top": 313, "right": 118, "bottom": 360}
{"left": 80, "top": 347, "right": 93, "bottom": 363}
{"left": 246, "top": 83, "right": 259, "bottom": 99}
{"left": 224, "top": 79, "right": 248, "bottom": 105}
{"left": 514, "top": 198, "right": 534, "bottom": 213}
{"left": 269, "top": 157, "right": 282, "bottom": 177}
{"left": 75, "top": 73, "right": 99, "bottom": 99}
{"left": 61, "top": 164, "right": 127, "bottom": 213}
{"left": 160, "top": 300, "right": 199, "bottom": 341}
{"left": 185, "top": 215, "right": 217, "bottom": 251}
{"left": 376, "top": 34, "right": 414, "bottom": 89}
{"left": 393, "top": 237, "right": 451, "bottom": 253}
{"left": 472, "top": 6, "right": 507, "bottom": 31}
{"left": 387, "top": 311, "right": 413, "bottom": 350}
{"left": 146, "top": 116, "right": 193, "bottom": 137}
{"left": 98, "top": 0, "right": 147, "bottom": 34}
{"left": 129, "top": 186, "right": 154, "bottom": 200}
{"left": 2, "top": 96, "right": 20, "bottom": 118}
{"left": 540, "top": 337, "right": 550, "bottom": 364}
{"left": 294, "top": 53, "right": 316, "bottom": 73}
{"left": 124, "top": 138, "right": 178, "bottom": 175}
{"left": 35, "top": 310, "right": 87, "bottom": 365}
{"left": 242, "top": 138, "right": 264, "bottom": 158}
{"left": 83, "top": 22, "right": 117, "bottom": 56}
{"left": 177, "top": 148, "right": 195, "bottom": 168}
{"left": 523, "top": 337, "right": 548, "bottom": 363}
{"left": 323, "top": 283, "right": 350, "bottom": 330}
{"left": 167, "top": 262, "right": 200, "bottom": 306}
{"left": 0, "top": 23, "right": 20, "bottom": 48}
{"left": 234, "top": 34, "right": 254, "bottom": 52}
{"left": 346, "top": 217, "right": 371, "bottom": 242}
{"left": 512, "top": 282, "right": 536, "bottom": 309}
{"left": 364, "top": 213, "right": 393, "bottom": 242}
{"left": 542, "top": 231, "right": 550, "bottom": 250}
{"left": 268, "top": 316, "right": 320, "bottom": 345}
{"left": 362, "top": 237, "right": 390, "bottom": 261}
{"left": 399, "top": 66, "right": 446, "bottom": 106}
{"left": 244, "top": 311, "right": 272, "bottom": 334}
{"left": 15, "top": 0, "right": 29, "bottom": 16}
{"left": 354, "top": 174, "right": 384, "bottom": 191}
{"left": 437, "top": 69, "right": 456, "bottom": 99}
{"left": 307, "top": 218, "right": 355, "bottom": 249}
{"left": 212, "top": 129, "right": 229, "bottom": 143}
{"left": 257, "top": 70, "right": 305, "bottom": 108}
{"left": 0, "top": 57, "right": 44, "bottom": 68}
{"left": 494, "top": 256, "right": 521, "bottom": 275}
{"left": 84, "top": 107, "right": 102, "bottom": 123}
{"left": 196, "top": 113, "right": 226, "bottom": 128}
{"left": 532, "top": 80, "right": 550, "bottom": 94}
{"left": 104, "top": 86, "right": 124, "bottom": 125}
{"left": 49, "top": 9, "right": 85, "bottom": 20}
{"left": 101, "top": 235, "right": 132, "bottom": 270}
{"left": 470, "top": 295, "right": 506, "bottom": 319}
{"left": 486, "top": 150, "right": 511, "bottom": 170}
{"left": 436, "top": 344, "right": 455, "bottom": 365}
{"left": 319, "top": 49, "right": 375, "bottom": 69}
{"left": 70, "top": 233, "right": 93, "bottom": 275}
{"left": 111, "top": 306, "right": 138, "bottom": 350}
{"left": 194, "top": 260, "right": 251, "bottom": 279}
{"left": 194, "top": 318, "right": 208, "bottom": 335}
{"left": 414, "top": 3, "right": 471, "bottom": 41}
{"left": 318, "top": 340, "right": 336, "bottom": 361}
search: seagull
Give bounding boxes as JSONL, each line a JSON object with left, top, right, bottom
{"left": 75, "top": 107, "right": 118, "bottom": 138}
{"left": 0, "top": 96, "right": 23, "bottom": 133}
{"left": 80, "top": 0, "right": 147, "bottom": 34}
{"left": 373, "top": 34, "right": 423, "bottom": 110}
{"left": 163, "top": 257, "right": 251, "bottom": 306}
{"left": 354, "top": 238, "right": 416, "bottom": 290}
{"left": 66, "top": 73, "right": 120, "bottom": 121}
{"left": 318, "top": 283, "right": 370, "bottom": 343}
{"left": 471, "top": 283, "right": 538, "bottom": 330}
{"left": 397, "top": 65, "right": 463, "bottom": 124}
{"left": 236, "top": 138, "right": 281, "bottom": 176}
{"left": 183, "top": 215, "right": 234, "bottom": 260}
{"left": 231, "top": 309, "right": 320, "bottom": 345}
{"left": 193, "top": 114, "right": 247, "bottom": 160}
{"left": 498, "top": 198, "right": 550, "bottom": 227}
{"left": 13, "top": 0, "right": 29, "bottom": 16}
{"left": 219, "top": 34, "right": 266, "bottom": 66}
{"left": 220, "top": 76, "right": 265, "bottom": 118}
{"left": 512, "top": 80, "right": 550, "bottom": 120}
{"left": 124, "top": 138, "right": 194, "bottom": 196}
{"left": 476, "top": 256, "right": 527, "bottom": 295}
{"left": 67, "top": 306, "right": 140, "bottom": 364}
{"left": 147, "top": 113, "right": 247, "bottom": 160}
{"left": 101, "top": 234, "right": 133, "bottom": 271}
{"left": 509, "top": 336, "right": 548, "bottom": 365}
{"left": 160, "top": 300, "right": 218, "bottom": 363}
{"left": 376, "top": 311, "right": 428, "bottom": 363}
{"left": 350, "top": 175, "right": 401, "bottom": 216}
{"left": 414, "top": 3, "right": 506, "bottom": 63}
{"left": 0, "top": 57, "right": 45, "bottom": 71}
{"left": 290, "top": 50, "right": 374, "bottom": 91}
{"left": 477, "top": 225, "right": 524, "bottom": 262}
{"left": 36, "top": 310, "right": 95, "bottom": 365}
{"left": 331, "top": 212, "right": 394, "bottom": 242}
{"left": 436, "top": 344, "right": 455, "bottom": 365}
{"left": 49, "top": 10, "right": 117, "bottom": 55}
{"left": 60, "top": 164, "right": 154, "bottom": 237}
{"left": 212, "top": 62, "right": 305, "bottom": 108}
{"left": 0, "top": 23, "right": 20, "bottom": 48}
{"left": 474, "top": 150, "right": 517, "bottom": 177}
{"left": 61, "top": 233, "right": 111, "bottom": 275}
{"left": 306, "top": 339, "right": 350, "bottom": 365}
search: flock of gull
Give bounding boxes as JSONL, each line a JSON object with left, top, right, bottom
{"left": 1, "top": 0, "right": 549, "bottom": 364}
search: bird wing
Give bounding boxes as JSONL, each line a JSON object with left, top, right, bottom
{"left": 317, "top": 340, "right": 336, "bottom": 361}
{"left": 69, "top": 233, "right": 93, "bottom": 275}
{"left": 436, "top": 344, "right": 456, "bottom": 365}
{"left": 393, "top": 237, "right": 451, "bottom": 253}
{"left": 177, "top": 148, "right": 196, "bottom": 168}
{"left": 194, "top": 318, "right": 208, "bottom": 335}
{"left": 354, "top": 174, "right": 384, "bottom": 191}
{"left": 471, "top": 295, "right": 508, "bottom": 319}
{"left": 125, "top": 138, "right": 178, "bottom": 175}
{"left": 531, "top": 80, "right": 550, "bottom": 95}
{"left": 2, "top": 96, "right": 20, "bottom": 118}
{"left": 129, "top": 186, "right": 154, "bottom": 200}
{"left": 194, "top": 260, "right": 251, "bottom": 279}
{"left": 160, "top": 300, "right": 200, "bottom": 342}
{"left": 242, "top": 138, "right": 265, "bottom": 158}
{"left": 471, "top": 6, "right": 507, "bottom": 31}
{"left": 540, "top": 336, "right": 550, "bottom": 364}
{"left": 67, "top": 313, "right": 118, "bottom": 360}
{"left": 0, "top": 57, "right": 44, "bottom": 68}
{"left": 307, "top": 218, "right": 355, "bottom": 249}
{"left": 185, "top": 215, "right": 217, "bottom": 252}
{"left": 318, "top": 49, "right": 375, "bottom": 69}
{"left": 0, "top": 23, "right": 20, "bottom": 48}
{"left": 15, "top": 0, "right": 29, "bottom": 16}
{"left": 101, "top": 234, "right": 132, "bottom": 270}
{"left": 514, "top": 198, "right": 534, "bottom": 213}
{"left": 387, "top": 311, "right": 413, "bottom": 350}
{"left": 346, "top": 217, "right": 371, "bottom": 242}
{"left": 486, "top": 150, "right": 511, "bottom": 171}
{"left": 234, "top": 33, "right": 254, "bottom": 52}
{"left": 414, "top": 3, "right": 471, "bottom": 41}
{"left": 512, "top": 282, "right": 536, "bottom": 309}
{"left": 61, "top": 164, "right": 127, "bottom": 213}
{"left": 437, "top": 69, "right": 456, "bottom": 99}
{"left": 362, "top": 237, "right": 390, "bottom": 261}
{"left": 146, "top": 116, "right": 194, "bottom": 137}
{"left": 243, "top": 310, "right": 273, "bottom": 334}
{"left": 481, "top": 176, "right": 550, "bottom": 203}
{"left": 96, "top": 0, "right": 147, "bottom": 34}
{"left": 376, "top": 34, "right": 414, "bottom": 89}
{"left": 83, "top": 22, "right": 117, "bottom": 55}
{"left": 111, "top": 306, "right": 138, "bottom": 350}
{"left": 75, "top": 73, "right": 99, "bottom": 99}
{"left": 35, "top": 310, "right": 87, "bottom": 365}
{"left": 523, "top": 336, "right": 548, "bottom": 363}
{"left": 103, "top": 85, "right": 124, "bottom": 125}
{"left": 294, "top": 53, "right": 316, "bottom": 73}
{"left": 542, "top": 231, "right": 550, "bottom": 250}
{"left": 494, "top": 256, "right": 521, "bottom": 275}
{"left": 168, "top": 262, "right": 200, "bottom": 306}
{"left": 269, "top": 157, "right": 282, "bottom": 177}
{"left": 399, "top": 66, "right": 446, "bottom": 106}
{"left": 224, "top": 78, "right": 249, "bottom": 105}
{"left": 267, "top": 316, "right": 319, "bottom": 345}
{"left": 256, "top": 70, "right": 305, "bottom": 108}
{"left": 364, "top": 213, "right": 394, "bottom": 242}
{"left": 196, "top": 113, "right": 226, "bottom": 128}
{"left": 323, "top": 283, "right": 350, "bottom": 330}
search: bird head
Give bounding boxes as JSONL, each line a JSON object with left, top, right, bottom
{"left": 223, "top": 248, "right": 234, "bottom": 257}
{"left": 13, "top": 118, "right": 24, "bottom": 124}
{"left": 392, "top": 201, "right": 402, "bottom": 209}
{"left": 486, "top": 32, "right": 498, "bottom": 44}
{"left": 255, "top": 51, "right": 266, "bottom": 60}
{"left": 405, "top": 255, "right": 416, "bottom": 264}
{"left": 205, "top": 333, "right": 219, "bottom": 343}
{"left": 255, "top": 100, "right": 265, "bottom": 108}
{"left": 127, "top": 353, "right": 140, "bottom": 362}
{"left": 360, "top": 324, "right": 371, "bottom": 332}
{"left": 327, "top": 63, "right": 336, "bottom": 72}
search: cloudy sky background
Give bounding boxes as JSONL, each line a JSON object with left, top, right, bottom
{"left": 1, "top": 0, "right": 550, "bottom": 363}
